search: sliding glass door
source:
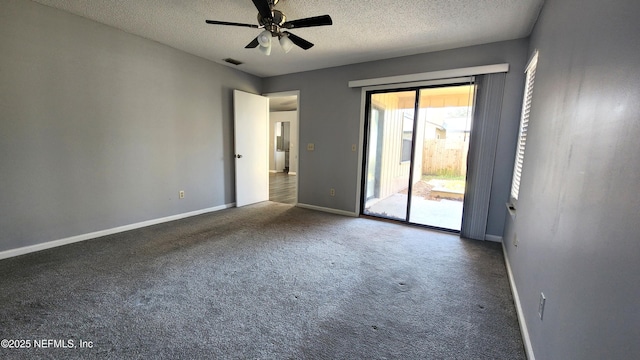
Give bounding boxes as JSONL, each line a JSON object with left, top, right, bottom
{"left": 363, "top": 90, "right": 416, "bottom": 221}
{"left": 362, "top": 83, "right": 475, "bottom": 231}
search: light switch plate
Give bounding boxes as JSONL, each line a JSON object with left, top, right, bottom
{"left": 538, "top": 292, "right": 546, "bottom": 320}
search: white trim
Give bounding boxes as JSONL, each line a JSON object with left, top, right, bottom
{"left": 485, "top": 234, "right": 503, "bottom": 242}
{"left": 296, "top": 203, "right": 358, "bottom": 217}
{"left": 348, "top": 64, "right": 509, "bottom": 88}
{"left": 263, "top": 90, "right": 299, "bottom": 99}
{"left": 362, "top": 77, "right": 474, "bottom": 93}
{"left": 0, "top": 203, "right": 236, "bottom": 260}
{"left": 288, "top": 172, "right": 297, "bottom": 175}
{"left": 503, "top": 243, "right": 536, "bottom": 360}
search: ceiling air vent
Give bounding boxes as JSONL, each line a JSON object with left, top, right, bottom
{"left": 223, "top": 58, "right": 243, "bottom": 66}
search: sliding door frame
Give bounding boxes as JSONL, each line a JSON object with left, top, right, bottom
{"left": 359, "top": 78, "right": 475, "bottom": 232}
{"left": 355, "top": 78, "right": 474, "bottom": 216}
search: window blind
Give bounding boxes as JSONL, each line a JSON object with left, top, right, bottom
{"left": 510, "top": 51, "right": 538, "bottom": 202}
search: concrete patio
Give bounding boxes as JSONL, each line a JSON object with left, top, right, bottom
{"left": 365, "top": 193, "right": 463, "bottom": 231}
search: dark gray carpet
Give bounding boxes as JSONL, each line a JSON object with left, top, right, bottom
{"left": 0, "top": 202, "right": 524, "bottom": 359}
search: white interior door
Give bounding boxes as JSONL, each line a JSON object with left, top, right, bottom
{"left": 234, "top": 90, "right": 269, "bottom": 207}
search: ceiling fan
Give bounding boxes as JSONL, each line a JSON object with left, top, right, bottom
{"left": 205, "top": 0, "right": 333, "bottom": 55}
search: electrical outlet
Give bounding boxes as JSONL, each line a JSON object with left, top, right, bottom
{"left": 307, "top": 143, "right": 315, "bottom": 151}
{"left": 179, "top": 190, "right": 185, "bottom": 199}
{"left": 351, "top": 144, "right": 357, "bottom": 152}
{"left": 330, "top": 188, "right": 335, "bottom": 196}
{"left": 538, "top": 292, "right": 546, "bottom": 320}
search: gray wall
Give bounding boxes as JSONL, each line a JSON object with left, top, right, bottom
{"left": 263, "top": 40, "right": 528, "bottom": 236}
{"left": 502, "top": 0, "right": 640, "bottom": 358}
{"left": 0, "top": 0, "right": 261, "bottom": 252}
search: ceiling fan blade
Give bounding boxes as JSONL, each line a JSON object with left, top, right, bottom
{"left": 282, "top": 15, "right": 332, "bottom": 29}
{"left": 283, "top": 31, "right": 314, "bottom": 50}
{"left": 245, "top": 37, "right": 260, "bottom": 48}
{"left": 251, "top": 0, "right": 272, "bottom": 20}
{"left": 205, "top": 20, "right": 259, "bottom": 28}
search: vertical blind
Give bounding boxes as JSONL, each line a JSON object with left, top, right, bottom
{"left": 510, "top": 51, "right": 539, "bottom": 202}
{"left": 461, "top": 73, "right": 506, "bottom": 240}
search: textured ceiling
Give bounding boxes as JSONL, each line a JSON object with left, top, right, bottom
{"left": 31, "top": 0, "right": 544, "bottom": 77}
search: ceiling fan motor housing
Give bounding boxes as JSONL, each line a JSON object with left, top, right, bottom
{"left": 258, "top": 9, "right": 286, "bottom": 35}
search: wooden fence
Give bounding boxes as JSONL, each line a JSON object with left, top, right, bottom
{"left": 421, "top": 139, "right": 469, "bottom": 177}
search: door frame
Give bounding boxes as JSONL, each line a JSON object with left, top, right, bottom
{"left": 264, "top": 90, "right": 300, "bottom": 205}
{"left": 355, "top": 78, "right": 473, "bottom": 216}
{"left": 357, "top": 78, "right": 475, "bottom": 231}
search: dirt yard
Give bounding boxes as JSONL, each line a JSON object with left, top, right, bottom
{"left": 400, "top": 179, "right": 465, "bottom": 201}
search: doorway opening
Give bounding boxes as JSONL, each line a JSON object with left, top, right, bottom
{"left": 267, "top": 92, "right": 299, "bottom": 204}
{"left": 361, "top": 83, "right": 475, "bottom": 231}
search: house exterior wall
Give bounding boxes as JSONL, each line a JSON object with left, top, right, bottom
{"left": 371, "top": 92, "right": 412, "bottom": 200}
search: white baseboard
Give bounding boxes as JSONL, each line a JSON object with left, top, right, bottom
{"left": 269, "top": 170, "right": 278, "bottom": 173}
{"left": 485, "top": 234, "right": 503, "bottom": 242}
{"left": 296, "top": 203, "right": 358, "bottom": 217}
{"left": 502, "top": 243, "right": 536, "bottom": 360}
{"left": 0, "top": 203, "right": 236, "bottom": 261}
{"left": 288, "top": 172, "right": 297, "bottom": 175}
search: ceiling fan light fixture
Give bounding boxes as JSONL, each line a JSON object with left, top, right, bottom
{"left": 257, "top": 30, "right": 271, "bottom": 47}
{"left": 279, "top": 34, "right": 294, "bottom": 53}
{"left": 259, "top": 43, "right": 272, "bottom": 56}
